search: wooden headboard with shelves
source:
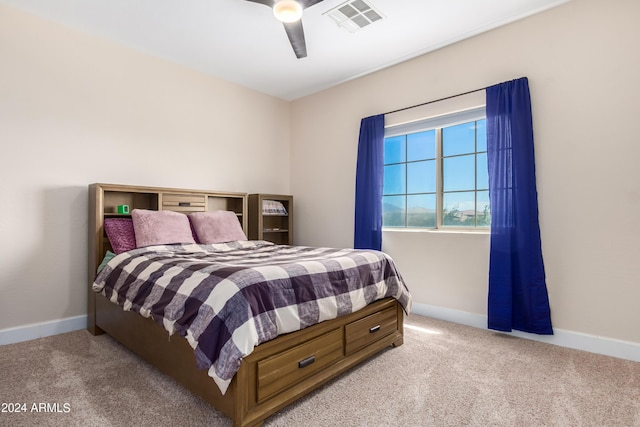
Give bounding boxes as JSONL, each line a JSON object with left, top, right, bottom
{"left": 87, "top": 183, "right": 248, "bottom": 334}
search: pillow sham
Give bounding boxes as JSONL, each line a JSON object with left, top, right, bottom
{"left": 131, "top": 209, "right": 196, "bottom": 248}
{"left": 189, "top": 211, "right": 247, "bottom": 244}
{"left": 103, "top": 218, "right": 136, "bottom": 254}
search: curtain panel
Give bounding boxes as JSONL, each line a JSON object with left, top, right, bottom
{"left": 354, "top": 114, "right": 385, "bottom": 250}
{"left": 486, "top": 77, "right": 553, "bottom": 335}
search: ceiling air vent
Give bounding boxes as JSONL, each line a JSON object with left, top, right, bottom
{"left": 324, "top": 0, "right": 384, "bottom": 33}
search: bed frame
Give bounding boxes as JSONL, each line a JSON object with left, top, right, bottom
{"left": 88, "top": 183, "right": 404, "bottom": 427}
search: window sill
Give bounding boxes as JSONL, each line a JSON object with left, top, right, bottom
{"left": 382, "top": 227, "right": 490, "bottom": 235}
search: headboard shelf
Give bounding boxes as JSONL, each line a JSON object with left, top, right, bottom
{"left": 103, "top": 191, "right": 158, "bottom": 214}
{"left": 88, "top": 183, "right": 248, "bottom": 334}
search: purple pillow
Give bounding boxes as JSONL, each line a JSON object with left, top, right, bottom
{"left": 189, "top": 211, "right": 247, "bottom": 244}
{"left": 131, "top": 209, "right": 196, "bottom": 248}
{"left": 104, "top": 218, "right": 136, "bottom": 254}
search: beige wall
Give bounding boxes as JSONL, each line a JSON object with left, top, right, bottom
{"left": 0, "top": 6, "right": 291, "bottom": 330}
{"left": 291, "top": 0, "right": 640, "bottom": 343}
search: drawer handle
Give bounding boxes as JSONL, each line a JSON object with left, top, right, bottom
{"left": 178, "top": 202, "right": 191, "bottom": 207}
{"left": 369, "top": 325, "right": 381, "bottom": 334}
{"left": 298, "top": 355, "right": 315, "bottom": 369}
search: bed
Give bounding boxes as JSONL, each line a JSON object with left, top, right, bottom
{"left": 88, "top": 183, "right": 411, "bottom": 427}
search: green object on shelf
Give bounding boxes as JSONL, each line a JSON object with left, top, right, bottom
{"left": 117, "top": 205, "right": 129, "bottom": 214}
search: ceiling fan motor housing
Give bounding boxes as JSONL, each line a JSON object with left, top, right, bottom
{"left": 273, "top": 0, "right": 303, "bottom": 23}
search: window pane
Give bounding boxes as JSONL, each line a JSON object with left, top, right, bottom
{"left": 407, "top": 130, "right": 435, "bottom": 161}
{"left": 477, "top": 152, "right": 489, "bottom": 190}
{"left": 443, "top": 154, "right": 475, "bottom": 192}
{"left": 384, "top": 136, "right": 405, "bottom": 164}
{"left": 476, "top": 119, "right": 487, "bottom": 152}
{"left": 383, "top": 164, "right": 405, "bottom": 195}
{"left": 407, "top": 194, "right": 436, "bottom": 228}
{"left": 443, "top": 191, "right": 476, "bottom": 226}
{"left": 476, "top": 191, "right": 491, "bottom": 226}
{"left": 407, "top": 160, "right": 435, "bottom": 194}
{"left": 382, "top": 195, "right": 406, "bottom": 227}
{"left": 382, "top": 114, "right": 488, "bottom": 230}
{"left": 443, "top": 121, "right": 475, "bottom": 156}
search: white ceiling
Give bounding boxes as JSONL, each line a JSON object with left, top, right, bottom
{"left": 1, "top": 0, "right": 568, "bottom": 100}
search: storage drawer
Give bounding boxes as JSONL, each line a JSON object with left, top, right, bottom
{"left": 257, "top": 328, "right": 343, "bottom": 403}
{"left": 345, "top": 306, "right": 397, "bottom": 355}
{"left": 161, "top": 193, "right": 206, "bottom": 212}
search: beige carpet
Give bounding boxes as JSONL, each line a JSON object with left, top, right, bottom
{"left": 1, "top": 315, "right": 639, "bottom": 426}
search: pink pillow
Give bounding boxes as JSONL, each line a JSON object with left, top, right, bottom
{"left": 131, "top": 209, "right": 196, "bottom": 248}
{"left": 189, "top": 211, "right": 247, "bottom": 244}
{"left": 104, "top": 218, "right": 136, "bottom": 254}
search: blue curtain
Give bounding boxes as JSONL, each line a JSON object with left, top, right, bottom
{"left": 354, "top": 114, "right": 385, "bottom": 250}
{"left": 486, "top": 78, "right": 553, "bottom": 335}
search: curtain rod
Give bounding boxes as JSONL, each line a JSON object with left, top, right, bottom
{"left": 383, "top": 86, "right": 487, "bottom": 116}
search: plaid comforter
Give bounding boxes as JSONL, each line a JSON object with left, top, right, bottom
{"left": 93, "top": 240, "right": 411, "bottom": 394}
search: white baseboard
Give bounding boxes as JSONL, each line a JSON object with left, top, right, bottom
{"left": 411, "top": 302, "right": 640, "bottom": 363}
{"left": 3, "top": 308, "right": 640, "bottom": 364}
{"left": 0, "top": 315, "right": 87, "bottom": 346}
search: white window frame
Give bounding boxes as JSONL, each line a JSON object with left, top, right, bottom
{"left": 383, "top": 106, "right": 488, "bottom": 231}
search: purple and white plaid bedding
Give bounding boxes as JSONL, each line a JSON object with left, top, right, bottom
{"left": 93, "top": 240, "right": 411, "bottom": 394}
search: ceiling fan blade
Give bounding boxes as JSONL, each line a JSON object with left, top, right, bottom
{"left": 283, "top": 20, "right": 307, "bottom": 59}
{"left": 300, "top": 0, "right": 325, "bottom": 8}
{"left": 245, "top": 0, "right": 316, "bottom": 59}
{"left": 244, "top": 0, "right": 274, "bottom": 6}
{"left": 248, "top": 0, "right": 323, "bottom": 8}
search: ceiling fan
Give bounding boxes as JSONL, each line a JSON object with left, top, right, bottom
{"left": 245, "top": 0, "right": 326, "bottom": 59}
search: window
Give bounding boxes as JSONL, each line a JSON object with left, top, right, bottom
{"left": 383, "top": 108, "right": 490, "bottom": 229}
